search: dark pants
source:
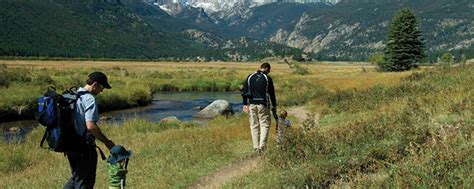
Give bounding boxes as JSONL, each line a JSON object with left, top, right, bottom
{"left": 64, "top": 147, "right": 98, "bottom": 189}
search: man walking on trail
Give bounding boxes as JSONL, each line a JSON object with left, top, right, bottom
{"left": 241, "top": 62, "right": 277, "bottom": 153}
{"left": 65, "top": 71, "right": 115, "bottom": 189}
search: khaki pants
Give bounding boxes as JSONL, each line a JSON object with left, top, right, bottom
{"left": 248, "top": 104, "right": 271, "bottom": 150}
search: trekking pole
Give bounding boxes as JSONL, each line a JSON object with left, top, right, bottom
{"left": 271, "top": 108, "right": 278, "bottom": 130}
{"left": 124, "top": 158, "right": 129, "bottom": 170}
{"left": 271, "top": 108, "right": 278, "bottom": 120}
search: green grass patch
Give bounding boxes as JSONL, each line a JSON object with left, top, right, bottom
{"left": 0, "top": 115, "right": 253, "bottom": 188}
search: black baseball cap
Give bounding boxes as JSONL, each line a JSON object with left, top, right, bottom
{"left": 88, "top": 71, "right": 112, "bottom": 89}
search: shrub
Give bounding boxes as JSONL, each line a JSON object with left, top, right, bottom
{"left": 33, "top": 73, "right": 55, "bottom": 85}
{"left": 0, "top": 68, "right": 32, "bottom": 87}
{"left": 440, "top": 52, "right": 454, "bottom": 68}
{"left": 0, "top": 71, "right": 10, "bottom": 87}
{"left": 128, "top": 89, "right": 152, "bottom": 106}
{"left": 368, "top": 53, "right": 384, "bottom": 65}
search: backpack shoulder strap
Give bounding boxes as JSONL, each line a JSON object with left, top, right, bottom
{"left": 39, "top": 130, "right": 48, "bottom": 149}
{"left": 261, "top": 73, "right": 269, "bottom": 93}
{"left": 96, "top": 145, "right": 106, "bottom": 160}
{"left": 247, "top": 71, "right": 269, "bottom": 87}
{"left": 247, "top": 72, "right": 258, "bottom": 87}
{"left": 76, "top": 90, "right": 90, "bottom": 97}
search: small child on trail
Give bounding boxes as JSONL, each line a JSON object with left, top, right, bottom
{"left": 276, "top": 110, "right": 292, "bottom": 144}
{"left": 108, "top": 145, "right": 132, "bottom": 189}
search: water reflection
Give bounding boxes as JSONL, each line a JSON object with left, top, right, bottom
{"left": 102, "top": 91, "right": 242, "bottom": 123}
{"left": 2, "top": 120, "right": 37, "bottom": 143}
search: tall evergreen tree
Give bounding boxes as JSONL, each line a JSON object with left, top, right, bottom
{"left": 379, "top": 9, "right": 425, "bottom": 71}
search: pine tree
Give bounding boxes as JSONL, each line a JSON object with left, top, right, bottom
{"left": 379, "top": 9, "right": 425, "bottom": 71}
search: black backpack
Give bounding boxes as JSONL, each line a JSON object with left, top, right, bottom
{"left": 35, "top": 87, "right": 90, "bottom": 152}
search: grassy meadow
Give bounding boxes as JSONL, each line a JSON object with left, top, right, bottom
{"left": 1, "top": 60, "right": 472, "bottom": 188}
{"left": 229, "top": 64, "right": 473, "bottom": 188}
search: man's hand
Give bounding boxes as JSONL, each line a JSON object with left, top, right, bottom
{"left": 243, "top": 105, "right": 249, "bottom": 113}
{"left": 87, "top": 121, "right": 115, "bottom": 150}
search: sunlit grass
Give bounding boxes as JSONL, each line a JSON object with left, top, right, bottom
{"left": 1, "top": 60, "right": 410, "bottom": 121}
{"left": 2, "top": 60, "right": 468, "bottom": 188}
{"left": 0, "top": 116, "right": 253, "bottom": 188}
{"left": 227, "top": 64, "right": 473, "bottom": 188}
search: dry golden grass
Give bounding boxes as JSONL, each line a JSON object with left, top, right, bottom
{"left": 0, "top": 60, "right": 259, "bottom": 71}
{"left": 297, "top": 63, "right": 421, "bottom": 90}
{"left": 0, "top": 60, "right": 410, "bottom": 90}
{"left": 0, "top": 59, "right": 414, "bottom": 115}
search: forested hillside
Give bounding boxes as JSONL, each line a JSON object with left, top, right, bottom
{"left": 0, "top": 0, "right": 300, "bottom": 60}
{"left": 266, "top": 0, "right": 474, "bottom": 61}
{"left": 1, "top": 0, "right": 472, "bottom": 61}
{"left": 0, "top": 0, "right": 205, "bottom": 59}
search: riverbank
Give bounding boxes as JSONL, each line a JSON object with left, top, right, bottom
{"left": 0, "top": 60, "right": 251, "bottom": 122}
{"left": 1, "top": 60, "right": 408, "bottom": 122}
{"left": 1, "top": 91, "right": 244, "bottom": 143}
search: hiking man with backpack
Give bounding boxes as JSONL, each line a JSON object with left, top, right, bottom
{"left": 241, "top": 62, "right": 277, "bottom": 153}
{"left": 64, "top": 71, "right": 115, "bottom": 189}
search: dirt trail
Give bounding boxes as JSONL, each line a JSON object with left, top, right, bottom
{"left": 189, "top": 106, "right": 310, "bottom": 188}
{"left": 189, "top": 156, "right": 261, "bottom": 189}
{"left": 287, "top": 106, "right": 311, "bottom": 122}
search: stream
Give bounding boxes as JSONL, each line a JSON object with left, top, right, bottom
{"left": 1, "top": 91, "right": 243, "bottom": 143}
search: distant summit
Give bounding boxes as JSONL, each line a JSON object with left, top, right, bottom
{"left": 145, "top": 0, "right": 339, "bottom": 14}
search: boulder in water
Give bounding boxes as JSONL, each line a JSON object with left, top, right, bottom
{"left": 193, "top": 100, "right": 233, "bottom": 119}
{"left": 160, "top": 116, "right": 180, "bottom": 123}
{"left": 193, "top": 106, "right": 205, "bottom": 110}
{"left": 8, "top": 127, "right": 22, "bottom": 133}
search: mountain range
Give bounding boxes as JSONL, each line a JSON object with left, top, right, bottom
{"left": 1, "top": 0, "right": 473, "bottom": 61}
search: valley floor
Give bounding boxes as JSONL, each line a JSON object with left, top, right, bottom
{"left": 1, "top": 60, "right": 471, "bottom": 188}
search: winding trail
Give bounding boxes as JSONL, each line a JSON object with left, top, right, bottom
{"left": 287, "top": 106, "right": 311, "bottom": 123}
{"left": 189, "top": 156, "right": 261, "bottom": 189}
{"left": 189, "top": 106, "right": 311, "bottom": 188}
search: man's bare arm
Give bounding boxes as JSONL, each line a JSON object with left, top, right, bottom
{"left": 86, "top": 121, "right": 115, "bottom": 149}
